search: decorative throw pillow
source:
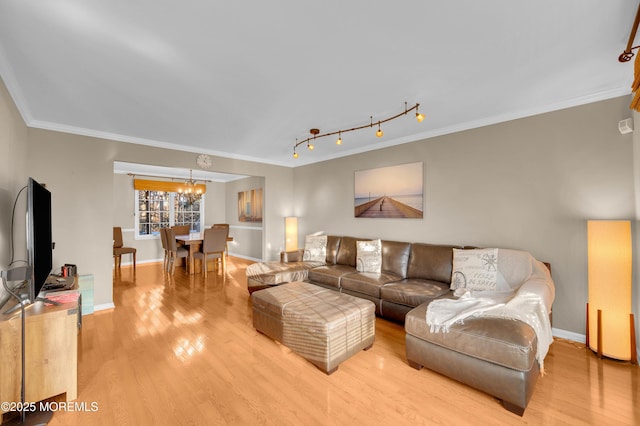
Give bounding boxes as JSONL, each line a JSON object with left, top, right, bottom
{"left": 303, "top": 235, "right": 327, "bottom": 262}
{"left": 450, "top": 248, "right": 499, "bottom": 291}
{"left": 356, "top": 239, "right": 382, "bottom": 273}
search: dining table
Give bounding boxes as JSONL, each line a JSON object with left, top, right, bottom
{"left": 175, "top": 232, "right": 233, "bottom": 275}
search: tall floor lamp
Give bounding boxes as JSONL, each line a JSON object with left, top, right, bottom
{"left": 586, "top": 220, "right": 638, "bottom": 364}
{"left": 285, "top": 217, "right": 298, "bottom": 252}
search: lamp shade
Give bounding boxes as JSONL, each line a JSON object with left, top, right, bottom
{"left": 587, "top": 220, "right": 632, "bottom": 360}
{"left": 285, "top": 217, "right": 298, "bottom": 252}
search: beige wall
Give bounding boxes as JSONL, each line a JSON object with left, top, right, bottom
{"left": 226, "top": 176, "right": 266, "bottom": 260}
{"left": 293, "top": 96, "right": 637, "bottom": 337}
{"left": 0, "top": 77, "right": 28, "bottom": 300}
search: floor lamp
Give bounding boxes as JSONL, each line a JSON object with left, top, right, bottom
{"left": 586, "top": 220, "right": 638, "bottom": 364}
{"left": 285, "top": 217, "right": 298, "bottom": 252}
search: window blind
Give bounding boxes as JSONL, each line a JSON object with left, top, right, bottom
{"left": 133, "top": 179, "right": 206, "bottom": 194}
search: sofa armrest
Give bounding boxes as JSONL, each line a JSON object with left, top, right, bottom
{"left": 280, "top": 249, "right": 305, "bottom": 262}
{"left": 517, "top": 276, "right": 555, "bottom": 315}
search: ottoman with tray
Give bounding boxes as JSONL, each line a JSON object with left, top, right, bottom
{"left": 251, "top": 281, "right": 376, "bottom": 374}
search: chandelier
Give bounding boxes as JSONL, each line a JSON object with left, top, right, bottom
{"left": 178, "top": 169, "right": 203, "bottom": 204}
{"left": 293, "top": 102, "right": 424, "bottom": 158}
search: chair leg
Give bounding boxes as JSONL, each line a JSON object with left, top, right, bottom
{"left": 133, "top": 252, "right": 136, "bottom": 269}
{"left": 203, "top": 255, "right": 207, "bottom": 277}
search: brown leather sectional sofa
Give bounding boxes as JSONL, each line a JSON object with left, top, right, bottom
{"left": 247, "top": 235, "right": 554, "bottom": 416}
{"left": 307, "top": 236, "right": 459, "bottom": 323}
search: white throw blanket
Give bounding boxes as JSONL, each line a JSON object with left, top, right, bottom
{"left": 426, "top": 291, "right": 510, "bottom": 333}
{"left": 426, "top": 251, "right": 555, "bottom": 373}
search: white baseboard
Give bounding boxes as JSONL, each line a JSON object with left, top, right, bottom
{"left": 552, "top": 328, "right": 639, "bottom": 364}
{"left": 552, "top": 328, "right": 586, "bottom": 343}
{"left": 114, "top": 258, "right": 162, "bottom": 268}
{"left": 93, "top": 302, "right": 115, "bottom": 312}
{"left": 228, "top": 252, "right": 261, "bottom": 262}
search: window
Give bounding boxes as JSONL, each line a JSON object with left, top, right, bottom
{"left": 135, "top": 190, "right": 204, "bottom": 239}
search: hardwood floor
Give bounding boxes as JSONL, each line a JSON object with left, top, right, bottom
{"left": 47, "top": 258, "right": 639, "bottom": 425}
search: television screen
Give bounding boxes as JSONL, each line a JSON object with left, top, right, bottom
{"left": 27, "top": 177, "right": 53, "bottom": 302}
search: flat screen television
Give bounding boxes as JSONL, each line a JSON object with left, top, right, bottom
{"left": 26, "top": 177, "right": 53, "bottom": 302}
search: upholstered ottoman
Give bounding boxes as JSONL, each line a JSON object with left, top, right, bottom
{"left": 246, "top": 260, "right": 324, "bottom": 294}
{"left": 251, "top": 281, "right": 376, "bottom": 374}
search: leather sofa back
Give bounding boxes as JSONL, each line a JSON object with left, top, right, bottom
{"left": 382, "top": 240, "right": 411, "bottom": 279}
{"left": 407, "top": 243, "right": 460, "bottom": 283}
{"left": 336, "top": 236, "right": 358, "bottom": 267}
{"left": 326, "top": 235, "right": 342, "bottom": 264}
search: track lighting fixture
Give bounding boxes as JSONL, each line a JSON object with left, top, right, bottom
{"left": 292, "top": 102, "right": 424, "bottom": 158}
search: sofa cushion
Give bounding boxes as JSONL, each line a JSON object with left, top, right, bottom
{"left": 380, "top": 279, "right": 450, "bottom": 308}
{"left": 303, "top": 235, "right": 328, "bottom": 262}
{"left": 405, "top": 302, "right": 537, "bottom": 372}
{"left": 341, "top": 271, "right": 402, "bottom": 298}
{"left": 325, "top": 235, "right": 342, "bottom": 265}
{"left": 336, "top": 236, "right": 358, "bottom": 267}
{"left": 381, "top": 240, "right": 411, "bottom": 279}
{"left": 407, "top": 243, "right": 459, "bottom": 283}
{"left": 307, "top": 264, "right": 356, "bottom": 289}
{"left": 356, "top": 239, "right": 382, "bottom": 273}
{"left": 450, "top": 248, "right": 499, "bottom": 291}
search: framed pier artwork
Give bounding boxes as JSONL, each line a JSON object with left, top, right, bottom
{"left": 354, "top": 162, "right": 423, "bottom": 219}
{"left": 238, "top": 188, "right": 263, "bottom": 223}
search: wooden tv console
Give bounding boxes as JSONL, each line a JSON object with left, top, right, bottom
{"left": 0, "top": 279, "right": 80, "bottom": 415}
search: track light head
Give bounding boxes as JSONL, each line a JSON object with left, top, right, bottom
{"left": 415, "top": 104, "right": 425, "bottom": 122}
{"left": 376, "top": 123, "right": 383, "bottom": 138}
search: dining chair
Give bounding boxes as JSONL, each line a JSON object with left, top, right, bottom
{"left": 159, "top": 228, "right": 169, "bottom": 272}
{"left": 211, "top": 223, "right": 230, "bottom": 258}
{"left": 194, "top": 227, "right": 228, "bottom": 277}
{"left": 171, "top": 224, "right": 191, "bottom": 236}
{"left": 165, "top": 227, "right": 189, "bottom": 274}
{"left": 113, "top": 226, "right": 136, "bottom": 269}
{"left": 172, "top": 224, "right": 191, "bottom": 251}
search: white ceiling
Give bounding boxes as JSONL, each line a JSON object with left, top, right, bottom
{"left": 0, "top": 1, "right": 637, "bottom": 168}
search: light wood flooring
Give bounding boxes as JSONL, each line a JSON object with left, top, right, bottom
{"left": 47, "top": 257, "right": 639, "bottom": 425}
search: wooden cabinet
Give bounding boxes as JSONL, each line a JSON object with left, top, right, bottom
{"left": 0, "top": 290, "right": 79, "bottom": 413}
